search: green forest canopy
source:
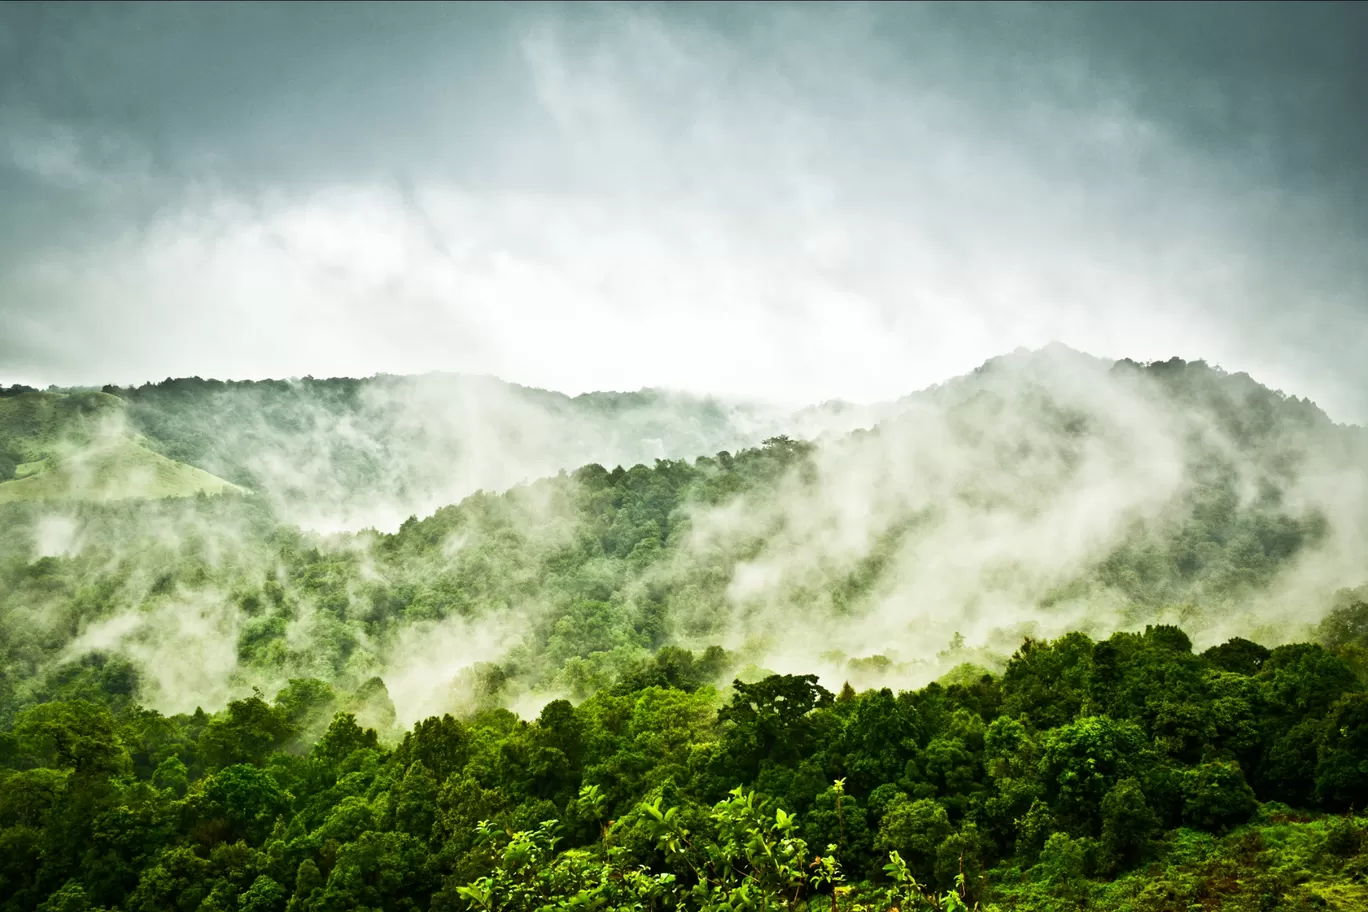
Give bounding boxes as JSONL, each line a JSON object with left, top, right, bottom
{"left": 4, "top": 621, "right": 1368, "bottom": 910}
{"left": 2, "top": 350, "right": 1368, "bottom": 909}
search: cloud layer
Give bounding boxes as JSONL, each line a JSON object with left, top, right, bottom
{"left": 1, "top": 2, "right": 1366, "bottom": 418}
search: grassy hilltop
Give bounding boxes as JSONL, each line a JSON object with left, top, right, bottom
{"left": 0, "top": 390, "right": 241, "bottom": 503}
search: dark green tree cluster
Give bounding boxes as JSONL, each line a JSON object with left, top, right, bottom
{"left": 4, "top": 626, "right": 1368, "bottom": 911}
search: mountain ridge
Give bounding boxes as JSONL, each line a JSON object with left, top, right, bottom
{"left": 2, "top": 345, "right": 1363, "bottom": 727}
{"left": 4, "top": 347, "right": 1363, "bottom": 527}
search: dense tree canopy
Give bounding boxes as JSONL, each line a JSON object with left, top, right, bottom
{"left": 3, "top": 627, "right": 1367, "bottom": 911}
{"left": 3, "top": 354, "right": 1367, "bottom": 910}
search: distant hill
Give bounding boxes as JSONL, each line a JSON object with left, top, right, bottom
{"left": 94, "top": 373, "right": 876, "bottom": 529}
{"left": 0, "top": 437, "right": 242, "bottom": 503}
{"left": 0, "top": 390, "right": 242, "bottom": 502}
{"left": 0, "top": 389, "right": 125, "bottom": 472}
{"left": 2, "top": 374, "right": 873, "bottom": 520}
{"left": 2, "top": 347, "right": 1364, "bottom": 724}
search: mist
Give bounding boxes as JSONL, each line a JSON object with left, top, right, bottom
{"left": 93, "top": 372, "right": 874, "bottom": 533}
{"left": 2, "top": 349, "right": 1363, "bottom": 728}
{"left": 669, "top": 349, "right": 1368, "bottom": 694}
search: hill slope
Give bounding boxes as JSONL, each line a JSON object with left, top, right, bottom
{"left": 0, "top": 390, "right": 243, "bottom": 502}
{"left": 1, "top": 348, "right": 1363, "bottom": 725}
{"left": 0, "top": 389, "right": 125, "bottom": 476}
{"left": 5, "top": 350, "right": 1368, "bottom": 912}
{"left": 99, "top": 373, "right": 874, "bottom": 530}
{"left": 0, "top": 437, "right": 243, "bottom": 503}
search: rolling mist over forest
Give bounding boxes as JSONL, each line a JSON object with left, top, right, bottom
{"left": 5, "top": 2, "right": 1368, "bottom": 910}
{"left": 3, "top": 345, "right": 1365, "bottom": 726}
{"left": 1, "top": 372, "right": 881, "bottom": 532}
{"left": 101, "top": 373, "right": 878, "bottom": 532}
{"left": 4, "top": 347, "right": 1368, "bottom": 912}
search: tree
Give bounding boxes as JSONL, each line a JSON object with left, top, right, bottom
{"left": 314, "top": 713, "right": 381, "bottom": 769}
{"left": 934, "top": 822, "right": 988, "bottom": 898}
{"left": 312, "top": 831, "right": 434, "bottom": 912}
{"left": 1039, "top": 716, "right": 1147, "bottom": 834}
{"left": 1261, "top": 644, "right": 1357, "bottom": 721}
{"left": 13, "top": 701, "right": 129, "bottom": 777}
{"left": 1099, "top": 777, "right": 1156, "bottom": 871}
{"left": 1033, "top": 832, "right": 1093, "bottom": 904}
{"left": 645, "top": 786, "right": 826, "bottom": 912}
{"left": 999, "top": 634, "right": 1095, "bottom": 730}
{"left": 840, "top": 688, "right": 918, "bottom": 795}
{"left": 1182, "top": 761, "right": 1257, "bottom": 832}
{"left": 717, "top": 674, "right": 833, "bottom": 774}
{"left": 238, "top": 876, "right": 287, "bottom": 912}
{"left": 1315, "top": 693, "right": 1368, "bottom": 810}
{"left": 393, "top": 761, "right": 440, "bottom": 840}
{"left": 876, "top": 796, "right": 951, "bottom": 882}
{"left": 1317, "top": 600, "right": 1368, "bottom": 649}
{"left": 185, "top": 764, "right": 290, "bottom": 847}
{"left": 199, "top": 697, "right": 297, "bottom": 770}
{"left": 152, "top": 757, "right": 189, "bottom": 797}
{"left": 1203, "top": 637, "right": 1271, "bottom": 675}
{"left": 36, "top": 882, "right": 104, "bottom": 912}
{"left": 802, "top": 780, "right": 874, "bottom": 878}
{"left": 1259, "top": 717, "right": 1324, "bottom": 806}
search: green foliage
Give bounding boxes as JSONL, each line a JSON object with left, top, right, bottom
{"left": 3, "top": 355, "right": 1359, "bottom": 731}
{"left": 876, "top": 797, "right": 951, "bottom": 883}
{"left": 12, "top": 700, "right": 130, "bottom": 777}
{"left": 3, "top": 356, "right": 1368, "bottom": 910}
{"left": 1181, "top": 760, "right": 1259, "bottom": 832}
{"left": 1202, "top": 636, "right": 1271, "bottom": 675}
{"left": 1, "top": 631, "right": 1365, "bottom": 909}
{"left": 1099, "top": 777, "right": 1156, "bottom": 871}
{"left": 1039, "top": 716, "right": 1147, "bottom": 833}
{"left": 1317, "top": 594, "right": 1368, "bottom": 649}
{"left": 199, "top": 697, "right": 298, "bottom": 770}
{"left": 1314, "top": 692, "right": 1368, "bottom": 810}
{"left": 186, "top": 764, "right": 291, "bottom": 846}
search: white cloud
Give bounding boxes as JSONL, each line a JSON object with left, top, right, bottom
{"left": 1, "top": 5, "right": 1364, "bottom": 422}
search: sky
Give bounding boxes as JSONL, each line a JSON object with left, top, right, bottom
{"left": 1, "top": 1, "right": 1366, "bottom": 420}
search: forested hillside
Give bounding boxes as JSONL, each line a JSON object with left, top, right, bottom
{"left": 5, "top": 622, "right": 1368, "bottom": 911}
{"left": 2, "top": 349, "right": 1367, "bottom": 910}
{"left": 97, "top": 374, "right": 871, "bottom": 531}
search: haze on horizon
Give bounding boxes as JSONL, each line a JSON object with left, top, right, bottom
{"left": 2, "top": 2, "right": 1366, "bottom": 420}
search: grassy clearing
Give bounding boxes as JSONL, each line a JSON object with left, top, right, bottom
{"left": 0, "top": 390, "right": 124, "bottom": 460}
{"left": 0, "top": 438, "right": 243, "bottom": 503}
{"left": 0, "top": 389, "right": 243, "bottom": 501}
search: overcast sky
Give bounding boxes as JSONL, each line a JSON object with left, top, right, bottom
{"left": 2, "top": 1, "right": 1366, "bottom": 419}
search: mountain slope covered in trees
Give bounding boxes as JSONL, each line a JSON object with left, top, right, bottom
{"left": 5, "top": 619, "right": 1368, "bottom": 911}
{"left": 2, "top": 348, "right": 1363, "bottom": 718}
{"left": 1, "top": 348, "right": 1367, "bottom": 911}
{"left": 96, "top": 373, "right": 875, "bottom": 531}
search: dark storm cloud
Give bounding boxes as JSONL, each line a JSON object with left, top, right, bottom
{"left": 0, "top": 1, "right": 1365, "bottom": 419}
